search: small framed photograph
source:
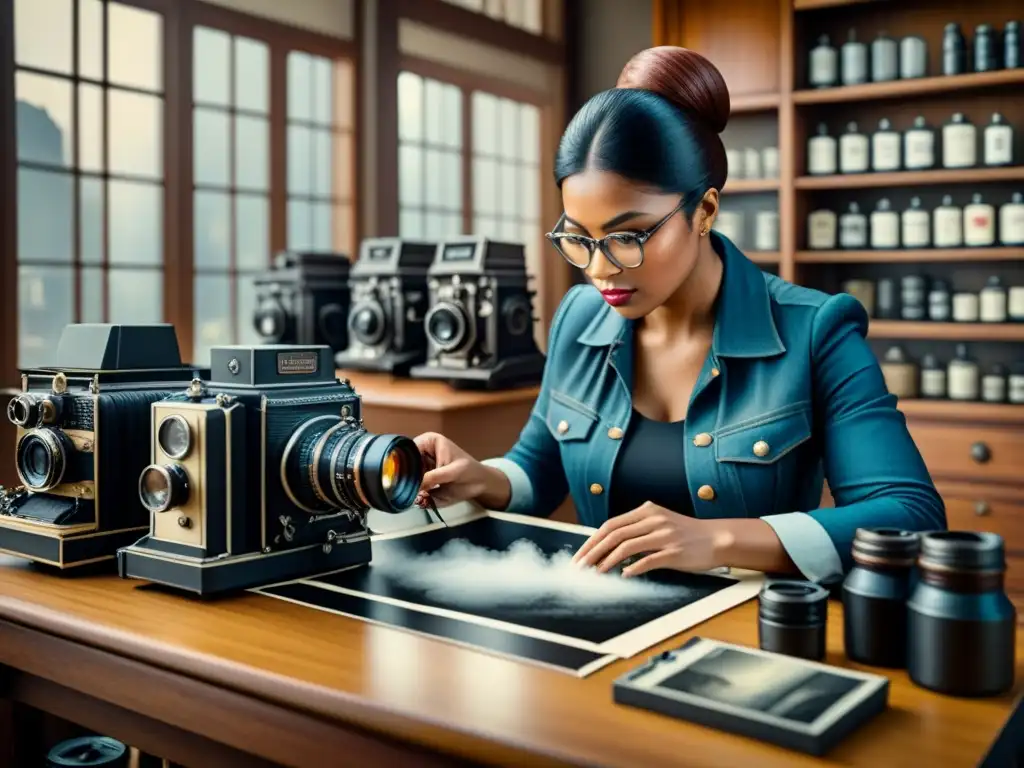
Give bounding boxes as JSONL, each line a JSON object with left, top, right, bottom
{"left": 613, "top": 637, "right": 889, "bottom": 756}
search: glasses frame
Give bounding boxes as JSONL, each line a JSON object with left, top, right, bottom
{"left": 545, "top": 198, "right": 688, "bottom": 270}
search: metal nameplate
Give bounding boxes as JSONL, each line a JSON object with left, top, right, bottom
{"left": 277, "top": 351, "right": 319, "bottom": 375}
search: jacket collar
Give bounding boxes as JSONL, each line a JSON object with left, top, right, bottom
{"left": 576, "top": 231, "right": 786, "bottom": 359}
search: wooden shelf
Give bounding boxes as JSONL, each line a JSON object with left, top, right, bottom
{"left": 868, "top": 321, "right": 1024, "bottom": 342}
{"left": 793, "top": 69, "right": 1024, "bottom": 105}
{"left": 793, "top": 0, "right": 884, "bottom": 9}
{"left": 796, "top": 248, "right": 1024, "bottom": 264}
{"left": 748, "top": 251, "right": 781, "bottom": 265}
{"left": 722, "top": 178, "right": 779, "bottom": 194}
{"left": 730, "top": 92, "right": 780, "bottom": 113}
{"left": 898, "top": 399, "right": 1024, "bottom": 424}
{"left": 795, "top": 166, "right": 1024, "bottom": 190}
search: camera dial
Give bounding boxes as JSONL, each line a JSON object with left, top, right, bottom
{"left": 138, "top": 464, "right": 190, "bottom": 513}
{"left": 425, "top": 302, "right": 469, "bottom": 352}
{"left": 15, "top": 428, "right": 75, "bottom": 492}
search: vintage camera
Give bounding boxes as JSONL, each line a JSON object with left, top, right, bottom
{"left": 410, "top": 237, "right": 546, "bottom": 389}
{"left": 0, "top": 324, "right": 205, "bottom": 568}
{"left": 334, "top": 237, "right": 435, "bottom": 376}
{"left": 252, "top": 250, "right": 352, "bottom": 353}
{"left": 117, "top": 344, "right": 425, "bottom": 595}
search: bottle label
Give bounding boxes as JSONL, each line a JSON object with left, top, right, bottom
{"left": 933, "top": 209, "right": 963, "bottom": 247}
{"left": 982, "top": 376, "right": 1006, "bottom": 402}
{"left": 948, "top": 364, "right": 979, "bottom": 400}
{"left": 872, "top": 133, "right": 901, "bottom": 171}
{"left": 984, "top": 125, "right": 1013, "bottom": 165}
{"left": 980, "top": 289, "right": 1007, "bottom": 322}
{"left": 1000, "top": 205, "right": 1024, "bottom": 245}
{"left": 839, "top": 135, "right": 870, "bottom": 173}
{"left": 902, "top": 211, "right": 930, "bottom": 247}
{"left": 942, "top": 124, "right": 977, "bottom": 168}
{"left": 870, "top": 212, "right": 899, "bottom": 248}
{"left": 1010, "top": 376, "right": 1024, "bottom": 404}
{"left": 808, "top": 137, "right": 837, "bottom": 175}
{"left": 841, "top": 47, "right": 867, "bottom": 84}
{"left": 808, "top": 213, "right": 837, "bottom": 249}
{"left": 953, "top": 293, "right": 979, "bottom": 321}
{"left": 921, "top": 369, "right": 947, "bottom": 397}
{"left": 839, "top": 215, "right": 868, "bottom": 247}
{"left": 904, "top": 130, "right": 934, "bottom": 169}
{"left": 964, "top": 204, "right": 995, "bottom": 246}
{"left": 810, "top": 48, "right": 838, "bottom": 86}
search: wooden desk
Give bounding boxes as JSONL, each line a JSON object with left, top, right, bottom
{"left": 0, "top": 557, "right": 1019, "bottom": 767}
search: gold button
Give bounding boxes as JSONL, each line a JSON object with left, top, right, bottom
{"left": 710, "top": 368, "right": 720, "bottom": 377}
{"left": 697, "top": 484, "right": 716, "bottom": 501}
{"left": 590, "top": 483, "right": 604, "bottom": 495}
{"left": 693, "top": 433, "right": 713, "bottom": 448}
{"left": 557, "top": 420, "right": 569, "bottom": 435}
{"left": 607, "top": 427, "right": 623, "bottom": 440}
{"left": 753, "top": 440, "right": 770, "bottom": 458}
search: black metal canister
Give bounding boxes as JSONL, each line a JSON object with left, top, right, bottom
{"left": 758, "top": 580, "right": 829, "bottom": 662}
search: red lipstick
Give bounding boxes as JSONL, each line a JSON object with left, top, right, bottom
{"left": 600, "top": 289, "right": 636, "bottom": 307}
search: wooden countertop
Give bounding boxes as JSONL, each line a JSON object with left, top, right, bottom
{"left": 0, "top": 556, "right": 1019, "bottom": 767}
{"left": 337, "top": 370, "right": 540, "bottom": 412}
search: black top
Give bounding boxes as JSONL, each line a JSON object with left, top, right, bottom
{"left": 609, "top": 408, "right": 695, "bottom": 518}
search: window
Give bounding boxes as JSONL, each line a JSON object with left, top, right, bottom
{"left": 397, "top": 71, "right": 463, "bottom": 239}
{"left": 14, "top": 0, "right": 165, "bottom": 368}
{"left": 439, "top": 0, "right": 544, "bottom": 35}
{"left": 285, "top": 52, "right": 356, "bottom": 255}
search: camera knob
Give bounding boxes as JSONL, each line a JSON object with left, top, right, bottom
{"left": 970, "top": 441, "right": 991, "bottom": 464}
{"left": 973, "top": 500, "right": 991, "bottom": 517}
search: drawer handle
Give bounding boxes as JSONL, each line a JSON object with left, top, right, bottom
{"left": 970, "top": 442, "right": 992, "bottom": 464}
{"left": 974, "top": 501, "right": 990, "bottom": 517}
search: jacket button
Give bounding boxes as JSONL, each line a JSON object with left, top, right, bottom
{"left": 607, "top": 427, "right": 623, "bottom": 440}
{"left": 697, "top": 485, "right": 716, "bottom": 501}
{"left": 693, "top": 433, "right": 713, "bottom": 447}
{"left": 557, "top": 420, "right": 569, "bottom": 435}
{"left": 753, "top": 440, "right": 770, "bottom": 457}
{"left": 710, "top": 368, "right": 720, "bottom": 377}
{"left": 590, "top": 483, "right": 604, "bottom": 495}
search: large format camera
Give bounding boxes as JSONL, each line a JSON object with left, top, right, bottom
{"left": 0, "top": 324, "right": 205, "bottom": 568}
{"left": 334, "top": 237, "right": 435, "bottom": 376}
{"left": 410, "top": 237, "right": 546, "bottom": 390}
{"left": 252, "top": 250, "right": 352, "bottom": 353}
{"left": 117, "top": 344, "right": 425, "bottom": 595}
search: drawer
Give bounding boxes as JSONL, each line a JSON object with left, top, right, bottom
{"left": 943, "top": 496, "right": 1024, "bottom": 551}
{"left": 907, "top": 422, "right": 1024, "bottom": 484}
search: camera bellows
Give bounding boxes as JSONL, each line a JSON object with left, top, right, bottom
{"left": 907, "top": 531, "right": 1017, "bottom": 697}
{"left": 758, "top": 580, "right": 829, "bottom": 662}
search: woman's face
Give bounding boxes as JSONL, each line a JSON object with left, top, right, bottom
{"left": 559, "top": 169, "right": 716, "bottom": 319}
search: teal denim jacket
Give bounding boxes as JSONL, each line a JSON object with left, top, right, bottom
{"left": 482, "top": 232, "right": 946, "bottom": 583}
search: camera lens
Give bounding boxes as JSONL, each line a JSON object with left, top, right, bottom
{"left": 138, "top": 464, "right": 190, "bottom": 513}
{"left": 425, "top": 302, "right": 467, "bottom": 352}
{"left": 157, "top": 415, "right": 192, "bottom": 460}
{"left": 254, "top": 296, "right": 287, "bottom": 341}
{"left": 15, "top": 428, "right": 74, "bottom": 491}
{"left": 281, "top": 416, "right": 424, "bottom": 515}
{"left": 7, "top": 394, "right": 41, "bottom": 427}
{"left": 350, "top": 302, "right": 386, "bottom": 346}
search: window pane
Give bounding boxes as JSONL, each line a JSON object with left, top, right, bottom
{"left": 334, "top": 203, "right": 353, "bottom": 255}
{"left": 472, "top": 157, "right": 497, "bottom": 216}
{"left": 194, "top": 107, "right": 230, "bottom": 187}
{"left": 424, "top": 78, "right": 445, "bottom": 146}
{"left": 313, "top": 128, "right": 332, "bottom": 198}
{"left": 505, "top": 0, "right": 525, "bottom": 28}
{"left": 474, "top": 215, "right": 500, "bottom": 238}
{"left": 235, "top": 115, "right": 269, "bottom": 191}
{"left": 499, "top": 98, "right": 518, "bottom": 160}
{"left": 194, "top": 27, "right": 231, "bottom": 106}
{"left": 234, "top": 37, "right": 269, "bottom": 113}
{"left": 334, "top": 132, "right": 353, "bottom": 200}
{"left": 287, "top": 199, "right": 312, "bottom": 250}
{"left": 193, "top": 273, "right": 232, "bottom": 366}
{"left": 108, "top": 90, "right": 162, "bottom": 178}
{"left": 484, "top": 0, "right": 503, "bottom": 19}
{"left": 236, "top": 274, "right": 261, "bottom": 346}
{"left": 108, "top": 268, "right": 162, "bottom": 323}
{"left": 78, "top": 83, "right": 103, "bottom": 172}
{"left": 194, "top": 190, "right": 230, "bottom": 269}
{"left": 443, "top": 84, "right": 462, "bottom": 149}
{"left": 14, "top": 0, "right": 72, "bottom": 75}
{"left": 312, "top": 56, "right": 333, "bottom": 126}
{"left": 519, "top": 164, "right": 540, "bottom": 222}
{"left": 472, "top": 91, "right": 498, "bottom": 156}
{"left": 18, "top": 265, "right": 74, "bottom": 368}
{"left": 399, "top": 208, "right": 423, "bottom": 239}
{"left": 499, "top": 161, "right": 518, "bottom": 217}
{"left": 520, "top": 103, "right": 540, "bottom": 163}
{"left": 108, "top": 4, "right": 162, "bottom": 91}
{"left": 398, "top": 72, "right": 423, "bottom": 142}
{"left": 78, "top": 0, "right": 103, "bottom": 80}
{"left": 443, "top": 149, "right": 462, "bottom": 210}
{"left": 80, "top": 177, "right": 104, "bottom": 264}
{"left": 425, "top": 149, "right": 444, "bottom": 211}
{"left": 16, "top": 72, "right": 73, "bottom": 167}
{"left": 522, "top": 0, "right": 543, "bottom": 34}
{"left": 399, "top": 144, "right": 423, "bottom": 206}
{"left": 287, "top": 52, "right": 313, "bottom": 122}
{"left": 287, "top": 125, "right": 312, "bottom": 195}
{"left": 424, "top": 212, "right": 453, "bottom": 240}
{"left": 500, "top": 217, "right": 520, "bottom": 242}
{"left": 109, "top": 180, "right": 162, "bottom": 265}
{"left": 17, "top": 168, "right": 73, "bottom": 263}
{"left": 446, "top": 212, "right": 463, "bottom": 236}
{"left": 335, "top": 60, "right": 354, "bottom": 129}
{"left": 313, "top": 203, "right": 332, "bottom": 251}
{"left": 236, "top": 194, "right": 269, "bottom": 271}
{"left": 80, "top": 266, "right": 104, "bottom": 323}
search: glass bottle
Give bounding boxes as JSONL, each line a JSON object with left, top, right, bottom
{"left": 942, "top": 113, "right": 977, "bottom": 169}
{"left": 933, "top": 195, "right": 964, "bottom": 248}
{"left": 983, "top": 113, "right": 1014, "bottom": 167}
{"left": 964, "top": 194, "right": 996, "bottom": 247}
{"left": 942, "top": 22, "right": 967, "bottom": 75}
{"left": 807, "top": 123, "right": 837, "bottom": 176}
{"left": 839, "top": 202, "right": 868, "bottom": 249}
{"left": 870, "top": 198, "right": 900, "bottom": 249}
{"left": 839, "top": 121, "right": 870, "bottom": 174}
{"left": 904, "top": 116, "right": 936, "bottom": 170}
{"left": 809, "top": 35, "right": 839, "bottom": 88}
{"left": 841, "top": 29, "right": 868, "bottom": 85}
{"left": 902, "top": 197, "right": 931, "bottom": 248}
{"left": 871, "top": 118, "right": 901, "bottom": 172}
{"left": 871, "top": 32, "right": 899, "bottom": 82}
{"left": 947, "top": 344, "right": 980, "bottom": 401}
{"left": 920, "top": 354, "right": 947, "bottom": 399}
{"left": 1000, "top": 192, "right": 1024, "bottom": 245}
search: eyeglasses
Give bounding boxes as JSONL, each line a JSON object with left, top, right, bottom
{"left": 545, "top": 199, "right": 686, "bottom": 270}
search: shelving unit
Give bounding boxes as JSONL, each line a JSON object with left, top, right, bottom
{"left": 792, "top": 68, "right": 1024, "bottom": 104}
{"left": 796, "top": 248, "right": 1024, "bottom": 263}
{"left": 868, "top": 321, "right": 1024, "bottom": 342}
{"left": 721, "top": 179, "right": 780, "bottom": 194}
{"left": 796, "top": 167, "right": 1024, "bottom": 190}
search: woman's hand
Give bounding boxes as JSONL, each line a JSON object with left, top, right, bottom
{"left": 571, "top": 502, "right": 733, "bottom": 576}
{"left": 413, "top": 432, "right": 511, "bottom": 510}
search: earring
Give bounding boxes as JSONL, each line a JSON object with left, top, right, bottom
{"left": 700, "top": 226, "right": 709, "bottom": 237}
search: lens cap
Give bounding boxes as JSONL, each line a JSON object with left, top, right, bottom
{"left": 918, "top": 530, "right": 1005, "bottom": 572}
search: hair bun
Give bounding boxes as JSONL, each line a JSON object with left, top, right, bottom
{"left": 616, "top": 46, "right": 731, "bottom": 135}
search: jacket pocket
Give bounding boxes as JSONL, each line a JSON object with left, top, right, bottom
{"left": 546, "top": 390, "right": 599, "bottom": 443}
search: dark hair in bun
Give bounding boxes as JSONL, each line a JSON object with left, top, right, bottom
{"left": 554, "top": 46, "right": 730, "bottom": 219}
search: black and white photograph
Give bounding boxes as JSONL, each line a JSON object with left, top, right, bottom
{"left": 255, "top": 511, "right": 765, "bottom": 674}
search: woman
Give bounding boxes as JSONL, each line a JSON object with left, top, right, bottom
{"left": 413, "top": 46, "right": 945, "bottom": 584}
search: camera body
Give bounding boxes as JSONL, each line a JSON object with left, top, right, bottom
{"left": 0, "top": 324, "right": 205, "bottom": 568}
{"left": 410, "top": 237, "right": 546, "bottom": 389}
{"left": 117, "top": 344, "right": 425, "bottom": 595}
{"left": 252, "top": 250, "right": 352, "bottom": 353}
{"left": 334, "top": 238, "right": 435, "bottom": 376}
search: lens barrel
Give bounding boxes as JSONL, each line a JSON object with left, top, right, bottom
{"left": 15, "top": 428, "right": 75, "bottom": 491}
{"left": 758, "top": 580, "right": 829, "bottom": 662}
